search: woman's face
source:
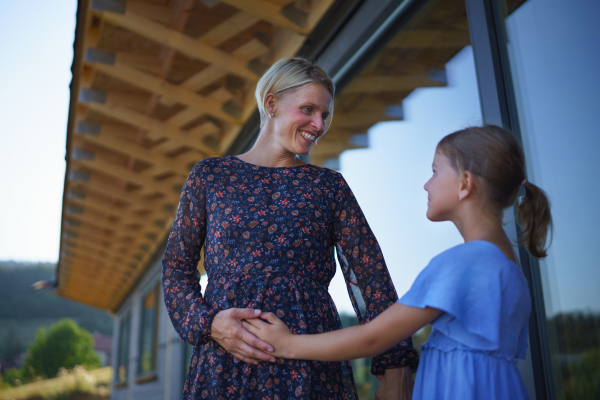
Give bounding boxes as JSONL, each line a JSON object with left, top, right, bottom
{"left": 269, "top": 83, "right": 332, "bottom": 156}
{"left": 423, "top": 151, "right": 462, "bottom": 221}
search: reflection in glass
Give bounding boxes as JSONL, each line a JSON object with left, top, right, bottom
{"left": 139, "top": 283, "right": 158, "bottom": 375}
{"left": 502, "top": 0, "right": 600, "bottom": 398}
{"left": 117, "top": 310, "right": 131, "bottom": 382}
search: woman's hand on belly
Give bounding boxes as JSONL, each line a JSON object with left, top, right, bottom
{"left": 211, "top": 308, "right": 277, "bottom": 364}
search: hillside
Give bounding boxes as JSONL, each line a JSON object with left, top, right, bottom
{"left": 0, "top": 262, "right": 113, "bottom": 365}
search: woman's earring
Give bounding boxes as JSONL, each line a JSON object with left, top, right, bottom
{"left": 269, "top": 113, "right": 274, "bottom": 118}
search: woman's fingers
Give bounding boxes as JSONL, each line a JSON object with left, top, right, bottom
{"left": 260, "top": 311, "right": 284, "bottom": 326}
{"left": 237, "top": 340, "right": 276, "bottom": 362}
{"left": 242, "top": 320, "right": 260, "bottom": 335}
{"left": 230, "top": 308, "right": 262, "bottom": 320}
{"left": 239, "top": 325, "right": 274, "bottom": 353}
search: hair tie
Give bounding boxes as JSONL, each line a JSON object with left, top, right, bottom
{"left": 521, "top": 178, "right": 527, "bottom": 186}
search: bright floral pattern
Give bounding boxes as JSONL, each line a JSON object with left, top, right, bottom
{"left": 162, "top": 156, "right": 418, "bottom": 399}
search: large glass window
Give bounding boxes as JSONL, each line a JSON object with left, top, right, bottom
{"left": 315, "top": 0, "right": 484, "bottom": 397}
{"left": 502, "top": 1, "right": 600, "bottom": 398}
{"left": 138, "top": 282, "right": 159, "bottom": 375}
{"left": 116, "top": 310, "right": 131, "bottom": 383}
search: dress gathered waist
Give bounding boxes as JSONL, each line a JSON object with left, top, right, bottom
{"left": 207, "top": 269, "right": 330, "bottom": 288}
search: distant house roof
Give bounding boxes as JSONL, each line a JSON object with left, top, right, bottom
{"left": 93, "top": 332, "right": 112, "bottom": 352}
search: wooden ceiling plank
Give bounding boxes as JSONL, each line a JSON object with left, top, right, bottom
{"left": 71, "top": 150, "right": 181, "bottom": 197}
{"left": 331, "top": 112, "right": 400, "bottom": 129}
{"left": 343, "top": 75, "right": 446, "bottom": 93}
{"left": 86, "top": 57, "right": 243, "bottom": 124}
{"left": 306, "top": 0, "right": 336, "bottom": 31}
{"left": 64, "top": 239, "right": 142, "bottom": 267}
{"left": 126, "top": 1, "right": 172, "bottom": 25}
{"left": 218, "top": 0, "right": 308, "bottom": 34}
{"left": 75, "top": 120, "right": 190, "bottom": 176}
{"left": 90, "top": 5, "right": 260, "bottom": 81}
{"left": 388, "top": 29, "right": 471, "bottom": 49}
{"left": 62, "top": 229, "right": 119, "bottom": 249}
{"left": 68, "top": 171, "right": 175, "bottom": 217}
{"left": 83, "top": 101, "right": 219, "bottom": 156}
{"left": 200, "top": 12, "right": 261, "bottom": 47}
{"left": 63, "top": 244, "right": 139, "bottom": 267}
{"left": 65, "top": 195, "right": 157, "bottom": 227}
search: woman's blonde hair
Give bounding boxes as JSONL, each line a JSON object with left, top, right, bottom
{"left": 255, "top": 57, "right": 335, "bottom": 131}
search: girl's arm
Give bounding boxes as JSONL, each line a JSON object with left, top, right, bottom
{"left": 243, "top": 303, "right": 441, "bottom": 361}
{"left": 331, "top": 174, "right": 418, "bottom": 372}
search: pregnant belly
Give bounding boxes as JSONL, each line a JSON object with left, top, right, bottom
{"left": 204, "top": 272, "right": 342, "bottom": 334}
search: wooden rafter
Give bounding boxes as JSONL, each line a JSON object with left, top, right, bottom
{"left": 90, "top": 4, "right": 260, "bottom": 80}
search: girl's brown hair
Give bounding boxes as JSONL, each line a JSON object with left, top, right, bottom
{"left": 437, "top": 125, "right": 552, "bottom": 258}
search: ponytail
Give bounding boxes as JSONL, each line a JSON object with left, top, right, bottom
{"left": 517, "top": 181, "right": 553, "bottom": 258}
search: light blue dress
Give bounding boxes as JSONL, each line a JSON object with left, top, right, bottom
{"left": 398, "top": 241, "right": 531, "bottom": 400}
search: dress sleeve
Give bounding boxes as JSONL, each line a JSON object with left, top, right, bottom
{"left": 162, "top": 161, "right": 217, "bottom": 346}
{"left": 332, "top": 174, "right": 419, "bottom": 374}
{"left": 398, "top": 246, "right": 503, "bottom": 351}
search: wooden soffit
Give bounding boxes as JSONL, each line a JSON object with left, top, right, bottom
{"left": 57, "top": 0, "right": 335, "bottom": 311}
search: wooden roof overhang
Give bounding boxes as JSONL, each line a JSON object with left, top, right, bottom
{"left": 58, "top": 0, "right": 527, "bottom": 312}
{"left": 57, "top": 0, "right": 338, "bottom": 311}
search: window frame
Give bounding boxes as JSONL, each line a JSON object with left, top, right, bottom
{"left": 115, "top": 308, "right": 131, "bottom": 386}
{"left": 137, "top": 280, "right": 160, "bottom": 378}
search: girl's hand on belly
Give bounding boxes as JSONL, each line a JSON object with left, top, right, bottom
{"left": 211, "top": 308, "right": 276, "bottom": 364}
{"left": 242, "top": 312, "right": 295, "bottom": 359}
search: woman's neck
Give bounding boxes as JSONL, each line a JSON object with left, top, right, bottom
{"left": 238, "top": 129, "right": 303, "bottom": 168}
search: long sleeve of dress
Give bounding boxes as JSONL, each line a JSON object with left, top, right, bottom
{"left": 332, "top": 174, "right": 419, "bottom": 375}
{"left": 162, "top": 161, "right": 217, "bottom": 346}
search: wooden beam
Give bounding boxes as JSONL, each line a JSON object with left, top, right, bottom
{"left": 306, "top": 0, "right": 336, "bottom": 31}
{"left": 89, "top": 5, "right": 260, "bottom": 81}
{"left": 330, "top": 112, "right": 400, "bottom": 129}
{"left": 70, "top": 147, "right": 182, "bottom": 198}
{"left": 388, "top": 29, "right": 471, "bottom": 49}
{"left": 66, "top": 195, "right": 160, "bottom": 228}
{"left": 74, "top": 120, "right": 191, "bottom": 176}
{"left": 82, "top": 100, "right": 219, "bottom": 156}
{"left": 68, "top": 170, "right": 176, "bottom": 216}
{"left": 64, "top": 239, "right": 143, "bottom": 267}
{"left": 200, "top": 12, "right": 261, "bottom": 47}
{"left": 85, "top": 56, "right": 243, "bottom": 124}
{"left": 343, "top": 75, "right": 446, "bottom": 93}
{"left": 218, "top": 0, "right": 308, "bottom": 34}
{"left": 126, "top": 1, "right": 172, "bottom": 24}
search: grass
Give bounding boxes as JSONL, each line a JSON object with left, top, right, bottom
{"left": 0, "top": 367, "right": 112, "bottom": 400}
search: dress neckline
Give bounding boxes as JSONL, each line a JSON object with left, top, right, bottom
{"left": 230, "top": 155, "right": 312, "bottom": 170}
{"left": 468, "top": 240, "right": 521, "bottom": 269}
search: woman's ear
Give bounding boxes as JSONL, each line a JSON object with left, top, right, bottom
{"left": 458, "top": 170, "right": 473, "bottom": 201}
{"left": 264, "top": 93, "right": 277, "bottom": 116}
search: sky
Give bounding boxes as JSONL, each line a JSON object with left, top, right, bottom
{"left": 0, "top": 1, "right": 76, "bottom": 262}
{"left": 1, "top": 0, "right": 598, "bottom": 316}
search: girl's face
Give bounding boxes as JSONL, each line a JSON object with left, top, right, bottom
{"left": 423, "top": 151, "right": 462, "bottom": 221}
{"left": 269, "top": 83, "right": 332, "bottom": 156}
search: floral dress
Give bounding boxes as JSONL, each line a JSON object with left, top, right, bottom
{"left": 162, "top": 156, "right": 418, "bottom": 400}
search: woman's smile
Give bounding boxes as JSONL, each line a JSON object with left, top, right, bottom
{"left": 300, "top": 130, "right": 316, "bottom": 143}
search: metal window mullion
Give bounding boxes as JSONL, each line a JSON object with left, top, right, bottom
{"left": 464, "top": 0, "right": 555, "bottom": 399}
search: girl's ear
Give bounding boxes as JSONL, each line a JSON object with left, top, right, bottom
{"left": 458, "top": 170, "right": 473, "bottom": 201}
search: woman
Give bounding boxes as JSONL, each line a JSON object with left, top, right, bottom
{"left": 162, "top": 57, "right": 418, "bottom": 399}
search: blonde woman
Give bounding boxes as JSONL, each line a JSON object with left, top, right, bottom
{"left": 162, "top": 57, "right": 418, "bottom": 399}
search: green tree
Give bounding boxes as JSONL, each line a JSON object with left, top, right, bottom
{"left": 23, "top": 319, "right": 100, "bottom": 378}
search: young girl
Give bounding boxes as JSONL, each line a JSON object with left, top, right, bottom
{"left": 242, "top": 125, "right": 552, "bottom": 399}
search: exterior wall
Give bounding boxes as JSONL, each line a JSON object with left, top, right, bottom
{"left": 110, "top": 250, "right": 188, "bottom": 400}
